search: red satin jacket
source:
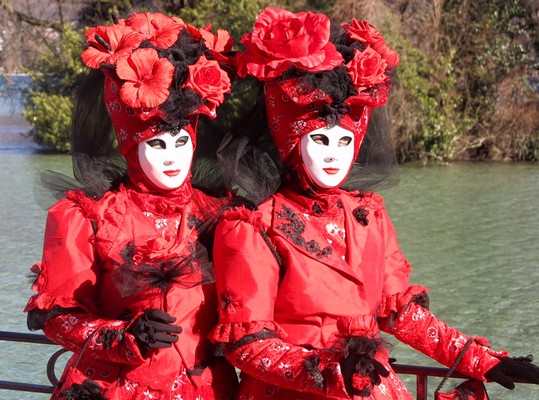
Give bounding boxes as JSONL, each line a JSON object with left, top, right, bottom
{"left": 210, "top": 190, "right": 505, "bottom": 399}
{"left": 25, "top": 184, "right": 238, "bottom": 400}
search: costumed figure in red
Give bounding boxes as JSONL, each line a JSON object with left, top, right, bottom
{"left": 25, "top": 11, "right": 238, "bottom": 400}
{"left": 209, "top": 7, "right": 539, "bottom": 399}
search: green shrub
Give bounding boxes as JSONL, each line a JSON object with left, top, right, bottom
{"left": 23, "top": 24, "right": 87, "bottom": 152}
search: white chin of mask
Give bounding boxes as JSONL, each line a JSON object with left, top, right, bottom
{"left": 300, "top": 125, "right": 355, "bottom": 189}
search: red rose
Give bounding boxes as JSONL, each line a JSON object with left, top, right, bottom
{"left": 116, "top": 47, "right": 175, "bottom": 109}
{"left": 344, "top": 19, "right": 400, "bottom": 67}
{"left": 372, "top": 40, "right": 400, "bottom": 67}
{"left": 184, "top": 55, "right": 231, "bottom": 118}
{"left": 123, "top": 12, "right": 185, "bottom": 49}
{"left": 238, "top": 7, "right": 343, "bottom": 80}
{"left": 346, "top": 47, "right": 388, "bottom": 91}
{"left": 81, "top": 25, "right": 144, "bottom": 69}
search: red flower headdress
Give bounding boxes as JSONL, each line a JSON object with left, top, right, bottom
{"left": 81, "top": 12, "right": 233, "bottom": 156}
{"left": 236, "top": 7, "right": 399, "bottom": 165}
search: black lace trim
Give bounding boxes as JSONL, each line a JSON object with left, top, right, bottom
{"left": 26, "top": 306, "right": 81, "bottom": 331}
{"left": 276, "top": 204, "right": 332, "bottom": 259}
{"left": 305, "top": 354, "right": 325, "bottom": 389}
{"left": 97, "top": 327, "right": 125, "bottom": 350}
{"left": 187, "top": 213, "right": 204, "bottom": 231}
{"left": 352, "top": 206, "right": 369, "bottom": 226}
{"left": 259, "top": 228, "right": 283, "bottom": 270}
{"left": 225, "top": 328, "right": 280, "bottom": 353}
{"left": 411, "top": 292, "right": 430, "bottom": 310}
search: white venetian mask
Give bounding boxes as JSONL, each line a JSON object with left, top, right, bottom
{"left": 138, "top": 130, "right": 194, "bottom": 190}
{"left": 300, "top": 125, "right": 355, "bottom": 189}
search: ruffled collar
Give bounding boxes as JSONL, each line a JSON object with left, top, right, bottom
{"left": 123, "top": 180, "right": 193, "bottom": 215}
{"left": 278, "top": 183, "right": 359, "bottom": 215}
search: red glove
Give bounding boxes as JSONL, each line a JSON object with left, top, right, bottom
{"left": 223, "top": 329, "right": 349, "bottom": 398}
{"left": 43, "top": 312, "right": 146, "bottom": 365}
{"left": 379, "top": 301, "right": 506, "bottom": 381}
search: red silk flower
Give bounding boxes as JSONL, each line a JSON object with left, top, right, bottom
{"left": 343, "top": 19, "right": 400, "bottom": 67}
{"left": 115, "top": 47, "right": 175, "bottom": 109}
{"left": 81, "top": 25, "right": 144, "bottom": 69}
{"left": 346, "top": 47, "right": 388, "bottom": 91}
{"left": 199, "top": 25, "right": 234, "bottom": 62}
{"left": 238, "top": 7, "right": 344, "bottom": 80}
{"left": 122, "top": 12, "right": 185, "bottom": 49}
{"left": 184, "top": 54, "right": 231, "bottom": 118}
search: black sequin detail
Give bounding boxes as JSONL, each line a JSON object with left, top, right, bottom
{"left": 276, "top": 205, "right": 332, "bottom": 258}
{"left": 312, "top": 203, "right": 323, "bottom": 214}
{"left": 353, "top": 206, "right": 369, "bottom": 226}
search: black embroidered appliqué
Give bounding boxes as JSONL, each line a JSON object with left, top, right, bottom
{"left": 353, "top": 206, "right": 369, "bottom": 226}
{"left": 276, "top": 205, "right": 332, "bottom": 258}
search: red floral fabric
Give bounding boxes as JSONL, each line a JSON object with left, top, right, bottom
{"left": 381, "top": 302, "right": 508, "bottom": 382}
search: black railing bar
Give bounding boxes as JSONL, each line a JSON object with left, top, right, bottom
{"left": 393, "top": 363, "right": 533, "bottom": 384}
{"left": 0, "top": 331, "right": 54, "bottom": 345}
{"left": 0, "top": 380, "right": 54, "bottom": 394}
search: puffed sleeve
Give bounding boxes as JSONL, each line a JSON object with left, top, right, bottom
{"left": 25, "top": 197, "right": 99, "bottom": 314}
{"left": 25, "top": 196, "right": 146, "bottom": 365}
{"left": 210, "top": 208, "right": 286, "bottom": 342}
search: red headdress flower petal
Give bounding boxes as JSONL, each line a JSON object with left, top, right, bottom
{"left": 184, "top": 54, "right": 232, "bottom": 118}
{"left": 343, "top": 19, "right": 400, "bottom": 67}
{"left": 116, "top": 47, "right": 175, "bottom": 109}
{"left": 346, "top": 47, "right": 388, "bottom": 91}
{"left": 237, "top": 7, "right": 344, "bottom": 80}
{"left": 81, "top": 25, "right": 144, "bottom": 69}
{"left": 123, "top": 12, "right": 186, "bottom": 48}
{"left": 199, "top": 25, "right": 234, "bottom": 62}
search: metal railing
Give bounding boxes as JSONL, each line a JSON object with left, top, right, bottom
{"left": 0, "top": 330, "right": 533, "bottom": 398}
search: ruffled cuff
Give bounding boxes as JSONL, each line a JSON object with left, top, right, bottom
{"left": 377, "top": 284, "right": 429, "bottom": 318}
{"left": 209, "top": 321, "right": 289, "bottom": 343}
{"left": 24, "top": 292, "right": 96, "bottom": 314}
{"left": 458, "top": 337, "right": 509, "bottom": 381}
{"left": 336, "top": 314, "right": 379, "bottom": 337}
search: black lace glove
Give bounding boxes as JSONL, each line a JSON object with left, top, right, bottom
{"left": 485, "top": 354, "right": 539, "bottom": 389}
{"left": 128, "top": 309, "right": 182, "bottom": 355}
{"left": 339, "top": 337, "right": 390, "bottom": 397}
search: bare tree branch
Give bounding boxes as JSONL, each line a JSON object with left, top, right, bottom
{"left": 0, "top": 0, "right": 63, "bottom": 32}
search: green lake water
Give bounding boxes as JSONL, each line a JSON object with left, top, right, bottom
{"left": 0, "top": 117, "right": 537, "bottom": 398}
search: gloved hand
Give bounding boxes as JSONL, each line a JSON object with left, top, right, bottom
{"left": 128, "top": 309, "right": 182, "bottom": 355}
{"left": 339, "top": 337, "right": 390, "bottom": 397}
{"left": 485, "top": 354, "right": 539, "bottom": 389}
